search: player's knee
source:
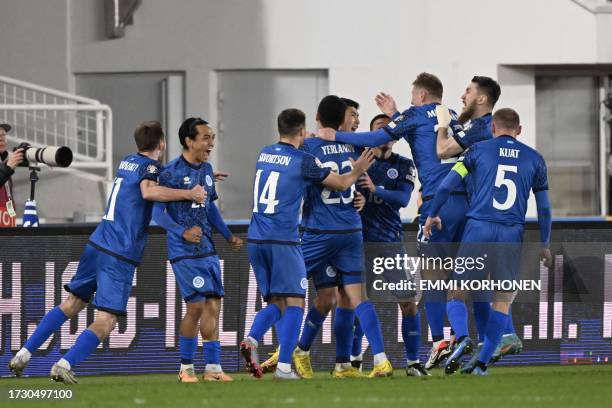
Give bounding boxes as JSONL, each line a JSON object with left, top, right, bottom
{"left": 315, "top": 289, "right": 336, "bottom": 313}
{"left": 60, "top": 294, "right": 87, "bottom": 317}
{"left": 185, "top": 301, "right": 205, "bottom": 318}
{"left": 448, "top": 289, "right": 468, "bottom": 302}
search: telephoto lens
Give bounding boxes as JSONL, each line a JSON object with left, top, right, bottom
{"left": 15, "top": 143, "right": 73, "bottom": 167}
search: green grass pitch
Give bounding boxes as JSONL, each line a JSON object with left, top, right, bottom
{"left": 1, "top": 365, "right": 611, "bottom": 408}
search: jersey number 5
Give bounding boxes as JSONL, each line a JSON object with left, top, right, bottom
{"left": 493, "top": 165, "right": 517, "bottom": 210}
{"left": 253, "top": 169, "right": 280, "bottom": 214}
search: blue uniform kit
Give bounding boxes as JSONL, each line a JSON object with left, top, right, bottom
{"left": 65, "top": 153, "right": 160, "bottom": 315}
{"left": 247, "top": 141, "right": 331, "bottom": 300}
{"left": 300, "top": 137, "right": 364, "bottom": 289}
{"left": 157, "top": 156, "right": 224, "bottom": 302}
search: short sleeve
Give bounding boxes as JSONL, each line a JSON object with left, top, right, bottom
{"left": 139, "top": 161, "right": 160, "bottom": 183}
{"left": 399, "top": 158, "right": 416, "bottom": 185}
{"left": 458, "top": 144, "right": 478, "bottom": 172}
{"left": 532, "top": 156, "right": 549, "bottom": 193}
{"left": 383, "top": 107, "right": 420, "bottom": 141}
{"left": 301, "top": 153, "right": 331, "bottom": 182}
{"left": 452, "top": 118, "right": 491, "bottom": 151}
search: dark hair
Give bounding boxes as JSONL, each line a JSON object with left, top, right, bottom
{"left": 412, "top": 72, "right": 443, "bottom": 99}
{"left": 369, "top": 114, "right": 390, "bottom": 131}
{"left": 341, "top": 97, "right": 359, "bottom": 110}
{"left": 317, "top": 95, "right": 347, "bottom": 129}
{"left": 277, "top": 109, "right": 306, "bottom": 136}
{"left": 493, "top": 108, "right": 520, "bottom": 130}
{"left": 134, "top": 121, "right": 165, "bottom": 152}
{"left": 178, "top": 117, "right": 209, "bottom": 149}
{"left": 472, "top": 76, "right": 501, "bottom": 107}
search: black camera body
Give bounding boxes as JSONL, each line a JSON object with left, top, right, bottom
{"left": 14, "top": 142, "right": 73, "bottom": 168}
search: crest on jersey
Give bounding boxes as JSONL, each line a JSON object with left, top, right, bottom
{"left": 193, "top": 276, "right": 205, "bottom": 288}
{"left": 205, "top": 175, "right": 213, "bottom": 186}
{"left": 147, "top": 165, "right": 158, "bottom": 174}
{"left": 300, "top": 278, "right": 308, "bottom": 289}
{"left": 387, "top": 168, "right": 399, "bottom": 179}
{"left": 183, "top": 176, "right": 191, "bottom": 185}
{"left": 326, "top": 266, "right": 337, "bottom": 278}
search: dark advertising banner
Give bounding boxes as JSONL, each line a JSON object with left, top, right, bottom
{"left": 1, "top": 222, "right": 611, "bottom": 377}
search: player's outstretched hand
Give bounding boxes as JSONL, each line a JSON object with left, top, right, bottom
{"left": 540, "top": 247, "right": 553, "bottom": 268}
{"left": 183, "top": 226, "right": 203, "bottom": 244}
{"left": 189, "top": 185, "right": 207, "bottom": 204}
{"left": 423, "top": 216, "right": 442, "bottom": 239}
{"left": 357, "top": 172, "right": 376, "bottom": 193}
{"left": 353, "top": 191, "right": 366, "bottom": 212}
{"left": 351, "top": 149, "right": 376, "bottom": 174}
{"left": 214, "top": 171, "right": 230, "bottom": 182}
{"left": 375, "top": 92, "right": 398, "bottom": 117}
{"left": 229, "top": 235, "right": 244, "bottom": 251}
{"left": 435, "top": 105, "right": 452, "bottom": 129}
{"left": 317, "top": 128, "right": 336, "bottom": 141}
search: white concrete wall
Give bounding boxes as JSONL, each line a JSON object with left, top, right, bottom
{"left": 1, "top": 0, "right": 610, "bottom": 219}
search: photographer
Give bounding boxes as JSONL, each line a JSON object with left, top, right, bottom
{"left": 0, "top": 123, "right": 24, "bottom": 227}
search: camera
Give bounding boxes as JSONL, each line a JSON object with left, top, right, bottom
{"left": 13, "top": 142, "right": 73, "bottom": 168}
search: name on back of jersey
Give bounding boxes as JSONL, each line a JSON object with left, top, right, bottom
{"left": 499, "top": 148, "right": 519, "bottom": 158}
{"left": 320, "top": 143, "right": 355, "bottom": 155}
{"left": 258, "top": 152, "right": 292, "bottom": 166}
{"left": 118, "top": 161, "right": 140, "bottom": 172}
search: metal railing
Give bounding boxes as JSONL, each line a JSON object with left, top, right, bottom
{"left": 0, "top": 75, "right": 113, "bottom": 180}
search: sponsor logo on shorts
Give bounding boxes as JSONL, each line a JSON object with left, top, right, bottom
{"left": 193, "top": 276, "right": 205, "bottom": 288}
{"left": 326, "top": 266, "right": 337, "bottom": 278}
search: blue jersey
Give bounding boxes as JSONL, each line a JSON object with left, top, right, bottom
{"left": 452, "top": 113, "right": 493, "bottom": 151}
{"left": 383, "top": 103, "right": 461, "bottom": 197}
{"left": 89, "top": 153, "right": 160, "bottom": 264}
{"left": 459, "top": 136, "right": 548, "bottom": 225}
{"left": 301, "top": 138, "right": 362, "bottom": 232}
{"left": 248, "top": 141, "right": 331, "bottom": 244}
{"left": 158, "top": 156, "right": 218, "bottom": 262}
{"left": 359, "top": 154, "right": 416, "bottom": 242}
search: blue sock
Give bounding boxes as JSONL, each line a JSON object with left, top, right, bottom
{"left": 297, "top": 306, "right": 326, "bottom": 351}
{"left": 425, "top": 301, "right": 446, "bottom": 341}
{"left": 278, "top": 306, "right": 304, "bottom": 364}
{"left": 478, "top": 310, "right": 508, "bottom": 364}
{"left": 355, "top": 301, "right": 384, "bottom": 355}
{"left": 203, "top": 340, "right": 221, "bottom": 365}
{"left": 505, "top": 307, "right": 516, "bottom": 334}
{"left": 24, "top": 306, "right": 69, "bottom": 353}
{"left": 351, "top": 318, "right": 364, "bottom": 357}
{"left": 402, "top": 312, "right": 421, "bottom": 362}
{"left": 179, "top": 335, "right": 197, "bottom": 364}
{"left": 446, "top": 299, "right": 469, "bottom": 341}
{"left": 473, "top": 301, "right": 491, "bottom": 342}
{"left": 248, "top": 304, "right": 281, "bottom": 342}
{"left": 63, "top": 329, "right": 100, "bottom": 367}
{"left": 274, "top": 318, "right": 284, "bottom": 345}
{"left": 334, "top": 308, "right": 355, "bottom": 363}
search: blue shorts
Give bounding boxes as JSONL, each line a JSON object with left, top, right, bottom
{"left": 172, "top": 256, "right": 224, "bottom": 302}
{"left": 247, "top": 242, "right": 307, "bottom": 301}
{"left": 64, "top": 244, "right": 136, "bottom": 316}
{"left": 302, "top": 231, "right": 364, "bottom": 290}
{"left": 417, "top": 193, "right": 468, "bottom": 258}
{"left": 454, "top": 218, "right": 524, "bottom": 289}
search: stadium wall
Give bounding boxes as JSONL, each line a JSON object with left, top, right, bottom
{"left": 1, "top": 222, "right": 611, "bottom": 377}
{"left": 1, "top": 0, "right": 610, "bottom": 221}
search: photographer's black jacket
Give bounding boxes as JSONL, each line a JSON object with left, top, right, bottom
{"left": 0, "top": 151, "right": 15, "bottom": 188}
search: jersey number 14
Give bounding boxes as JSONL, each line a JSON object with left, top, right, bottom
{"left": 253, "top": 170, "right": 280, "bottom": 214}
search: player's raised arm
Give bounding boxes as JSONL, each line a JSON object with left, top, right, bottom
{"left": 320, "top": 148, "right": 375, "bottom": 191}
{"left": 317, "top": 127, "right": 392, "bottom": 147}
{"left": 140, "top": 179, "right": 206, "bottom": 203}
{"left": 435, "top": 105, "right": 463, "bottom": 159}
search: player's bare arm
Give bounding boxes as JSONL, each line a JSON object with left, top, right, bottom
{"left": 435, "top": 105, "right": 463, "bottom": 159}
